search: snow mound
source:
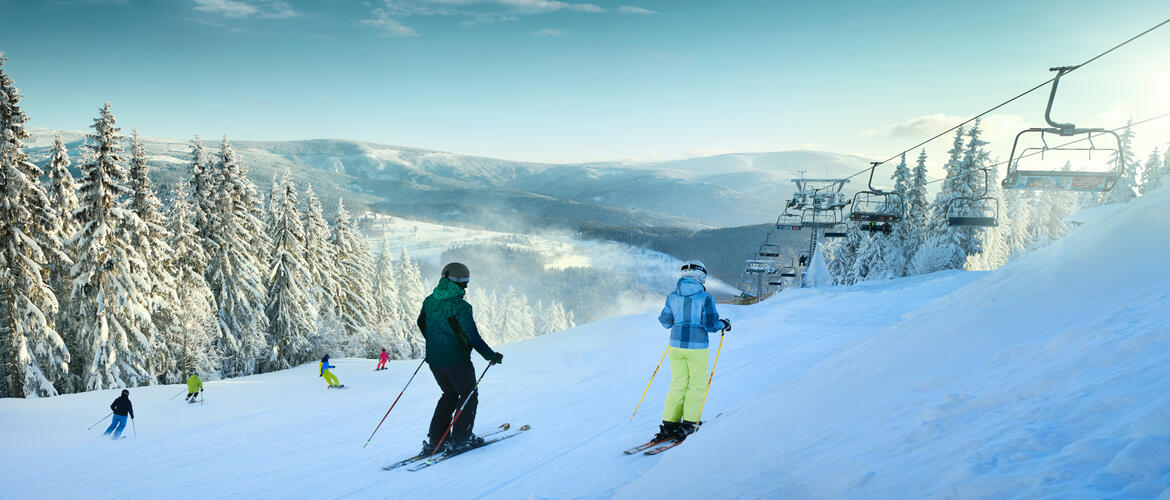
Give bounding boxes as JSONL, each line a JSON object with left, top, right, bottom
{"left": 620, "top": 188, "right": 1170, "bottom": 498}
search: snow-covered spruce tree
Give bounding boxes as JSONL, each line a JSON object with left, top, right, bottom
{"left": 396, "top": 247, "right": 427, "bottom": 329}
{"left": 167, "top": 183, "right": 219, "bottom": 378}
{"left": 900, "top": 149, "right": 931, "bottom": 271}
{"left": 1104, "top": 119, "right": 1138, "bottom": 204}
{"left": 128, "top": 129, "right": 184, "bottom": 384}
{"left": 330, "top": 199, "right": 375, "bottom": 351}
{"left": 70, "top": 104, "right": 154, "bottom": 390}
{"left": 371, "top": 237, "right": 403, "bottom": 327}
{"left": 0, "top": 59, "right": 69, "bottom": 397}
{"left": 264, "top": 171, "right": 281, "bottom": 236}
{"left": 828, "top": 222, "right": 867, "bottom": 285}
{"left": 45, "top": 135, "right": 81, "bottom": 390}
{"left": 187, "top": 135, "right": 218, "bottom": 247}
{"left": 300, "top": 184, "right": 339, "bottom": 319}
{"left": 205, "top": 137, "right": 271, "bottom": 377}
{"left": 1140, "top": 148, "right": 1163, "bottom": 195}
{"left": 265, "top": 171, "right": 317, "bottom": 369}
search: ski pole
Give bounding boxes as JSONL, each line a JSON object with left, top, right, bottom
{"left": 169, "top": 389, "right": 185, "bottom": 400}
{"left": 426, "top": 361, "right": 495, "bottom": 460}
{"left": 131, "top": 418, "right": 137, "bottom": 438}
{"left": 363, "top": 358, "right": 426, "bottom": 448}
{"left": 629, "top": 345, "right": 670, "bottom": 422}
{"left": 87, "top": 412, "right": 112, "bottom": 430}
{"left": 697, "top": 330, "right": 726, "bottom": 423}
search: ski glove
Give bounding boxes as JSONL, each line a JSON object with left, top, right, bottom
{"left": 720, "top": 319, "right": 732, "bottom": 332}
{"left": 490, "top": 352, "right": 504, "bottom": 365}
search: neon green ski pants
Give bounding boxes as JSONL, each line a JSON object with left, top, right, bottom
{"left": 322, "top": 369, "right": 341, "bottom": 387}
{"left": 663, "top": 346, "right": 709, "bottom": 423}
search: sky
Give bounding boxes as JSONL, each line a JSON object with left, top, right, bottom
{"left": 1, "top": 0, "right": 1168, "bottom": 168}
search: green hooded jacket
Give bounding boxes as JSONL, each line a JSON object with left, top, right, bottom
{"left": 416, "top": 278, "right": 496, "bottom": 366}
{"left": 187, "top": 374, "right": 202, "bottom": 393}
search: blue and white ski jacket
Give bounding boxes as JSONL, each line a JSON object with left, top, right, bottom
{"left": 658, "top": 277, "right": 724, "bottom": 349}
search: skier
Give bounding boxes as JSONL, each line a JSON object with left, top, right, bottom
{"left": 103, "top": 389, "right": 134, "bottom": 439}
{"left": 653, "top": 260, "right": 730, "bottom": 441}
{"left": 186, "top": 373, "right": 203, "bottom": 403}
{"left": 376, "top": 348, "right": 390, "bottom": 371}
{"left": 416, "top": 262, "right": 503, "bottom": 455}
{"left": 320, "top": 354, "right": 343, "bottom": 388}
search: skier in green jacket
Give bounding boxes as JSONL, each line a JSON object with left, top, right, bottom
{"left": 416, "top": 262, "right": 503, "bottom": 455}
{"left": 186, "top": 373, "right": 203, "bottom": 403}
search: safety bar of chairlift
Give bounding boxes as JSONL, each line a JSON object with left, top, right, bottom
{"left": 1003, "top": 65, "right": 1124, "bottom": 191}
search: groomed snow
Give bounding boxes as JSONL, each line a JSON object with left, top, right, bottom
{"left": 2, "top": 190, "right": 1167, "bottom": 499}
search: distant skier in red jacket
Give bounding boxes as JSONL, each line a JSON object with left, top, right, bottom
{"left": 376, "top": 348, "right": 390, "bottom": 371}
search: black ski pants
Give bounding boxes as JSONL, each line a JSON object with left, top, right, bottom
{"left": 428, "top": 362, "right": 478, "bottom": 443}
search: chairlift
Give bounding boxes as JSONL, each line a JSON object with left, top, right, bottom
{"left": 744, "top": 259, "right": 774, "bottom": 274}
{"left": 758, "top": 241, "right": 782, "bottom": 258}
{"left": 851, "top": 161, "right": 906, "bottom": 223}
{"left": 776, "top": 210, "right": 802, "bottom": 230}
{"left": 1001, "top": 66, "right": 1123, "bottom": 192}
{"left": 823, "top": 229, "right": 846, "bottom": 238}
{"left": 946, "top": 167, "right": 1000, "bottom": 227}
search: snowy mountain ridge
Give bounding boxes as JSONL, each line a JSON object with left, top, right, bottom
{"left": 27, "top": 127, "right": 875, "bottom": 228}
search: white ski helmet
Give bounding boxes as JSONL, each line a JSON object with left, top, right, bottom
{"left": 680, "top": 260, "right": 707, "bottom": 283}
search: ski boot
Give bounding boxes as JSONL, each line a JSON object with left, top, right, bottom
{"left": 654, "top": 421, "right": 681, "bottom": 442}
{"left": 420, "top": 439, "right": 450, "bottom": 456}
{"left": 677, "top": 420, "right": 698, "bottom": 439}
{"left": 449, "top": 433, "right": 485, "bottom": 452}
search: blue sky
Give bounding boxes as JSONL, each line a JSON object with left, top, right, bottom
{"left": 1, "top": 0, "right": 1168, "bottom": 164}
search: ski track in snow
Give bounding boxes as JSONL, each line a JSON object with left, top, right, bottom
{"left": 2, "top": 190, "right": 1168, "bottom": 499}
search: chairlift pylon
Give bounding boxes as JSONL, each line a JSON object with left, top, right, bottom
{"left": 946, "top": 167, "right": 1000, "bottom": 227}
{"left": 1001, "top": 66, "right": 1123, "bottom": 192}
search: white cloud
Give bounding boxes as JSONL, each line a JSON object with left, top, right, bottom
{"left": 530, "top": 28, "right": 565, "bottom": 36}
{"left": 616, "top": 5, "right": 656, "bottom": 14}
{"left": 192, "top": 0, "right": 298, "bottom": 19}
{"left": 360, "top": 8, "right": 421, "bottom": 37}
{"left": 361, "top": 0, "right": 612, "bottom": 36}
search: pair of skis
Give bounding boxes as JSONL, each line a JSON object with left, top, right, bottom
{"left": 623, "top": 436, "right": 684, "bottom": 455}
{"left": 382, "top": 423, "right": 529, "bottom": 472}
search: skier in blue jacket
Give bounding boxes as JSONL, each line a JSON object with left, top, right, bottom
{"left": 654, "top": 260, "right": 730, "bottom": 441}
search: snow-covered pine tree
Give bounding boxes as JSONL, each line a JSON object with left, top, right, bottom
{"left": 0, "top": 59, "right": 69, "bottom": 397}
{"left": 265, "top": 171, "right": 317, "bottom": 369}
{"left": 1140, "top": 148, "right": 1163, "bottom": 195}
{"left": 45, "top": 135, "right": 81, "bottom": 390}
{"left": 330, "top": 199, "right": 375, "bottom": 350}
{"left": 828, "top": 223, "right": 866, "bottom": 285}
{"left": 371, "top": 238, "right": 403, "bottom": 326}
{"left": 952, "top": 122, "right": 990, "bottom": 259}
{"left": 300, "top": 185, "right": 338, "bottom": 317}
{"left": 901, "top": 149, "right": 930, "bottom": 270}
{"left": 128, "top": 129, "right": 185, "bottom": 384}
{"left": 1104, "top": 119, "right": 1138, "bottom": 204}
{"left": 264, "top": 171, "right": 281, "bottom": 236}
{"left": 188, "top": 135, "right": 218, "bottom": 247}
{"left": 205, "top": 137, "right": 271, "bottom": 377}
{"left": 71, "top": 104, "right": 154, "bottom": 390}
{"left": 167, "top": 183, "right": 219, "bottom": 379}
{"left": 396, "top": 247, "right": 427, "bottom": 328}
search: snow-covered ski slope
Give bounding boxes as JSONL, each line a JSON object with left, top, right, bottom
{"left": 3, "top": 190, "right": 1168, "bottom": 499}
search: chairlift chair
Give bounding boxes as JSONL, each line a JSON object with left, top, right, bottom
{"left": 823, "top": 228, "right": 847, "bottom": 238}
{"left": 776, "top": 211, "right": 802, "bottom": 230}
{"left": 850, "top": 162, "right": 906, "bottom": 223}
{"left": 758, "top": 243, "right": 782, "bottom": 258}
{"left": 744, "top": 259, "right": 774, "bottom": 274}
{"left": 947, "top": 167, "right": 1000, "bottom": 227}
{"left": 1001, "top": 66, "right": 1123, "bottom": 192}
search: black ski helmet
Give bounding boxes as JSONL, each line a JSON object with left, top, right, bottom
{"left": 442, "top": 262, "right": 470, "bottom": 283}
{"left": 121, "top": 389, "right": 129, "bottom": 397}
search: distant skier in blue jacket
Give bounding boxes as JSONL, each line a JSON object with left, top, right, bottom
{"left": 654, "top": 260, "right": 730, "bottom": 441}
{"left": 319, "top": 354, "right": 342, "bottom": 388}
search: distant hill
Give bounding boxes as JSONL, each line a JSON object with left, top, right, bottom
{"left": 27, "top": 128, "right": 884, "bottom": 230}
